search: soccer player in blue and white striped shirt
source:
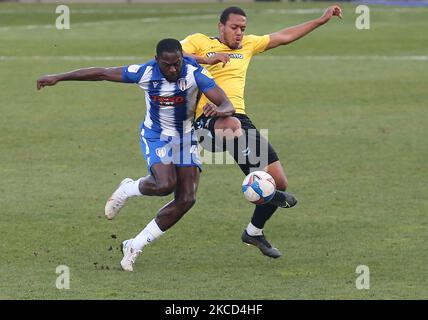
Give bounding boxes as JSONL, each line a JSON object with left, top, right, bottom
{"left": 37, "top": 39, "right": 235, "bottom": 271}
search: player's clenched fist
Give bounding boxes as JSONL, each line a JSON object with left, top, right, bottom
{"left": 37, "top": 75, "right": 59, "bottom": 90}
{"left": 319, "top": 5, "right": 343, "bottom": 25}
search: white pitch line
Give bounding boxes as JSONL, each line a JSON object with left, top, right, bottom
{"left": 2, "top": 5, "right": 427, "bottom": 30}
{"left": 0, "top": 55, "right": 150, "bottom": 61}
{"left": 0, "top": 8, "right": 219, "bottom": 15}
{"left": 262, "top": 7, "right": 428, "bottom": 15}
{"left": 255, "top": 55, "right": 428, "bottom": 61}
{"left": 0, "top": 14, "right": 216, "bottom": 31}
{"left": 1, "top": 55, "right": 428, "bottom": 61}
{"left": 0, "top": 7, "right": 426, "bottom": 15}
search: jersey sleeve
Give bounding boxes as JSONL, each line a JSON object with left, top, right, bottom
{"left": 122, "top": 64, "right": 147, "bottom": 83}
{"left": 180, "top": 33, "right": 203, "bottom": 55}
{"left": 248, "top": 34, "right": 270, "bottom": 55}
{"left": 194, "top": 66, "right": 217, "bottom": 93}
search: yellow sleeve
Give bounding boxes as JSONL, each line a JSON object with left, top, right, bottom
{"left": 248, "top": 34, "right": 270, "bottom": 55}
{"left": 180, "top": 33, "right": 204, "bottom": 56}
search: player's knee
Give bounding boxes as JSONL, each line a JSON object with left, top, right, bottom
{"left": 225, "top": 117, "right": 241, "bottom": 132}
{"left": 275, "top": 175, "right": 288, "bottom": 191}
{"left": 177, "top": 194, "right": 196, "bottom": 212}
{"left": 183, "top": 195, "right": 196, "bottom": 210}
{"left": 215, "top": 116, "right": 242, "bottom": 139}
{"left": 156, "top": 178, "right": 176, "bottom": 196}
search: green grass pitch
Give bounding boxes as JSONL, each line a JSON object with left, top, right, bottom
{"left": 0, "top": 1, "right": 427, "bottom": 299}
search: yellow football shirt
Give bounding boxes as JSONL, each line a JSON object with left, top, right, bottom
{"left": 181, "top": 33, "right": 270, "bottom": 118}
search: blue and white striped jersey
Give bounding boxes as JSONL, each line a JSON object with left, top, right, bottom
{"left": 122, "top": 56, "right": 216, "bottom": 137}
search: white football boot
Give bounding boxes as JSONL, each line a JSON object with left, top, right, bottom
{"left": 120, "top": 239, "right": 141, "bottom": 272}
{"left": 104, "top": 178, "right": 133, "bottom": 220}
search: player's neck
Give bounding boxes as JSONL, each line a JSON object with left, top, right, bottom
{"left": 217, "top": 36, "right": 242, "bottom": 50}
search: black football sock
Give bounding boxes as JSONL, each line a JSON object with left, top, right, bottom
{"left": 270, "top": 190, "right": 298, "bottom": 208}
{"left": 251, "top": 203, "right": 278, "bottom": 229}
{"left": 269, "top": 190, "right": 287, "bottom": 207}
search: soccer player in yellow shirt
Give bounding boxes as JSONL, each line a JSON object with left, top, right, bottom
{"left": 181, "top": 6, "right": 342, "bottom": 258}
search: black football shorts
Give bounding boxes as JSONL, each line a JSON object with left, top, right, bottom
{"left": 193, "top": 113, "right": 279, "bottom": 175}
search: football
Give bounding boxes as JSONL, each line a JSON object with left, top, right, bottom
{"left": 242, "top": 171, "right": 276, "bottom": 204}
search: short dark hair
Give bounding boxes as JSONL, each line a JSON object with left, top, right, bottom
{"left": 156, "top": 38, "right": 182, "bottom": 57}
{"left": 219, "top": 6, "right": 247, "bottom": 25}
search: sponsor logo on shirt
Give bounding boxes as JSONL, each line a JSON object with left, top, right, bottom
{"left": 151, "top": 95, "right": 185, "bottom": 107}
{"left": 207, "top": 52, "right": 243, "bottom": 59}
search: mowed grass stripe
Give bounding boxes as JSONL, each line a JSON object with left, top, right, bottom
{"left": 2, "top": 55, "right": 428, "bottom": 61}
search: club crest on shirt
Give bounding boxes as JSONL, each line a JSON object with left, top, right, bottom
{"left": 155, "top": 147, "right": 167, "bottom": 158}
{"left": 127, "top": 65, "right": 141, "bottom": 73}
{"left": 177, "top": 78, "right": 187, "bottom": 91}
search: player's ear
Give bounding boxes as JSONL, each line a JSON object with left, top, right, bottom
{"left": 218, "top": 22, "right": 224, "bottom": 34}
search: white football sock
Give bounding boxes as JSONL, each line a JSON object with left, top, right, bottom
{"left": 122, "top": 178, "right": 143, "bottom": 197}
{"left": 246, "top": 222, "right": 263, "bottom": 236}
{"left": 132, "top": 219, "right": 164, "bottom": 251}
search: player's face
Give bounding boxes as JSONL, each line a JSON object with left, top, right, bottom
{"left": 219, "top": 14, "right": 247, "bottom": 50}
{"left": 156, "top": 51, "right": 183, "bottom": 82}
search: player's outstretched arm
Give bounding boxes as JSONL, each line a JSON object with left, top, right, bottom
{"left": 266, "top": 5, "right": 342, "bottom": 50}
{"left": 203, "top": 86, "right": 235, "bottom": 117}
{"left": 36, "top": 67, "right": 124, "bottom": 90}
{"left": 184, "top": 53, "right": 230, "bottom": 67}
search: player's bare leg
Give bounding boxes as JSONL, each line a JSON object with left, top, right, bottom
{"left": 213, "top": 115, "right": 296, "bottom": 209}
{"left": 198, "top": 111, "right": 297, "bottom": 258}
{"left": 121, "top": 166, "right": 199, "bottom": 271}
{"left": 153, "top": 166, "right": 199, "bottom": 230}
{"left": 138, "top": 163, "right": 177, "bottom": 196}
{"left": 266, "top": 161, "right": 287, "bottom": 190}
{"left": 104, "top": 163, "right": 177, "bottom": 219}
{"left": 243, "top": 160, "right": 298, "bottom": 258}
{"left": 213, "top": 115, "right": 243, "bottom": 139}
{"left": 212, "top": 114, "right": 295, "bottom": 207}
{"left": 265, "top": 161, "right": 297, "bottom": 208}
